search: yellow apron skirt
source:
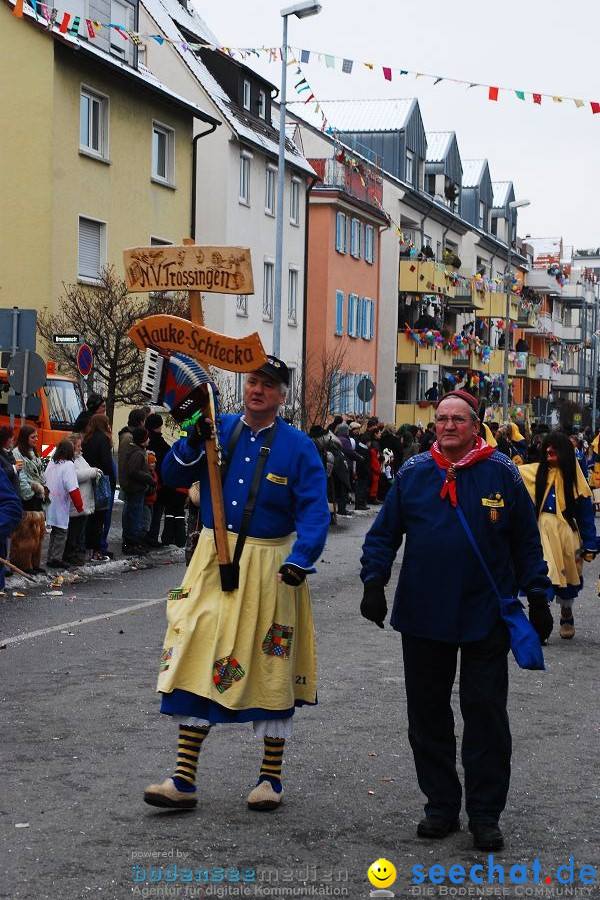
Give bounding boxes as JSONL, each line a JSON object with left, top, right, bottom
{"left": 538, "top": 512, "right": 582, "bottom": 589}
{"left": 157, "top": 529, "right": 317, "bottom": 714}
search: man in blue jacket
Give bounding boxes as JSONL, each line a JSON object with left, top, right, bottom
{"left": 144, "top": 356, "right": 330, "bottom": 813}
{"left": 360, "top": 390, "right": 552, "bottom": 851}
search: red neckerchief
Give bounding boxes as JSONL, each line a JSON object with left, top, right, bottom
{"left": 430, "top": 437, "right": 495, "bottom": 507}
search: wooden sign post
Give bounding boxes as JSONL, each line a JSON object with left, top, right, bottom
{"left": 125, "top": 241, "right": 266, "bottom": 588}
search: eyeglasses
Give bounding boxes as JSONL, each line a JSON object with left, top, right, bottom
{"left": 435, "top": 415, "right": 470, "bottom": 426}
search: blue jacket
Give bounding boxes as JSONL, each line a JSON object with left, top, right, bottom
{"left": 0, "top": 467, "right": 23, "bottom": 537}
{"left": 360, "top": 451, "right": 551, "bottom": 642}
{"left": 162, "top": 414, "right": 330, "bottom": 572}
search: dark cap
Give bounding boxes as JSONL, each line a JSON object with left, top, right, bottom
{"left": 256, "top": 355, "right": 289, "bottom": 387}
{"left": 437, "top": 389, "right": 478, "bottom": 412}
{"left": 86, "top": 393, "right": 105, "bottom": 412}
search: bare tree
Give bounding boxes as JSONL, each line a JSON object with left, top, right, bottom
{"left": 303, "top": 339, "right": 351, "bottom": 429}
{"left": 38, "top": 267, "right": 190, "bottom": 422}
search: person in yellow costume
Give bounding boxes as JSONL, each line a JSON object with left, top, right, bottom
{"left": 498, "top": 422, "right": 528, "bottom": 465}
{"left": 520, "top": 432, "right": 597, "bottom": 639}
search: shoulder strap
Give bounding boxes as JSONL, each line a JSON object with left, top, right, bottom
{"left": 232, "top": 422, "right": 278, "bottom": 569}
{"left": 433, "top": 462, "right": 501, "bottom": 602}
{"left": 220, "top": 419, "right": 244, "bottom": 485}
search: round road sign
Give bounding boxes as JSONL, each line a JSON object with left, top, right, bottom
{"left": 356, "top": 377, "right": 375, "bottom": 402}
{"left": 77, "top": 343, "right": 94, "bottom": 378}
{"left": 7, "top": 350, "right": 47, "bottom": 394}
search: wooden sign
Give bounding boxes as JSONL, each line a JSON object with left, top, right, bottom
{"left": 128, "top": 315, "right": 267, "bottom": 374}
{"left": 123, "top": 245, "right": 254, "bottom": 295}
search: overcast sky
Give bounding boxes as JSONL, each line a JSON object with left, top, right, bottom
{"left": 194, "top": 0, "right": 599, "bottom": 252}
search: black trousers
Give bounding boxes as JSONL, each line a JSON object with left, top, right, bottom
{"left": 401, "top": 621, "right": 511, "bottom": 825}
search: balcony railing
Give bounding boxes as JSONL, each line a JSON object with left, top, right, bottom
{"left": 398, "top": 259, "right": 456, "bottom": 298}
{"left": 308, "top": 157, "right": 383, "bottom": 208}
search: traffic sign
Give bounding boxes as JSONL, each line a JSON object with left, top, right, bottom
{"left": 7, "top": 351, "right": 47, "bottom": 394}
{"left": 0, "top": 309, "right": 37, "bottom": 352}
{"left": 77, "top": 343, "right": 94, "bottom": 378}
{"left": 53, "top": 334, "right": 80, "bottom": 344}
{"left": 356, "top": 377, "right": 375, "bottom": 402}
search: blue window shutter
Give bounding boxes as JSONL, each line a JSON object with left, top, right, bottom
{"left": 369, "top": 300, "right": 374, "bottom": 339}
{"left": 335, "top": 213, "right": 341, "bottom": 251}
{"left": 348, "top": 293, "right": 355, "bottom": 336}
{"left": 335, "top": 290, "right": 344, "bottom": 335}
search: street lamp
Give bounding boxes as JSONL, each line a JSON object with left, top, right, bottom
{"left": 273, "top": 0, "right": 322, "bottom": 358}
{"left": 502, "top": 198, "right": 530, "bottom": 420}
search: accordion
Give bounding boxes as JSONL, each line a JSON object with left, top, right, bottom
{"left": 140, "top": 348, "right": 215, "bottom": 423}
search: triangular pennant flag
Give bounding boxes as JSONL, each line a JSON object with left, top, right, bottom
{"left": 489, "top": 86, "right": 499, "bottom": 101}
{"left": 574, "top": 99, "right": 584, "bottom": 108}
{"left": 294, "top": 76, "right": 307, "bottom": 88}
{"left": 399, "top": 70, "right": 408, "bottom": 75}
{"left": 58, "top": 11, "right": 70, "bottom": 32}
{"left": 433, "top": 77, "right": 443, "bottom": 85}
{"left": 342, "top": 58, "right": 353, "bottom": 74}
{"left": 67, "top": 15, "right": 80, "bottom": 34}
{"left": 533, "top": 93, "right": 542, "bottom": 104}
{"left": 151, "top": 35, "right": 164, "bottom": 44}
{"left": 515, "top": 90, "right": 525, "bottom": 100}
{"left": 363, "top": 62, "right": 374, "bottom": 70}
{"left": 85, "top": 17, "right": 95, "bottom": 37}
{"left": 12, "top": 0, "right": 24, "bottom": 18}
{"left": 304, "top": 93, "right": 315, "bottom": 103}
{"left": 300, "top": 49, "right": 310, "bottom": 63}
{"left": 324, "top": 54, "right": 335, "bottom": 68}
{"left": 382, "top": 67, "right": 392, "bottom": 81}
{"left": 591, "top": 102, "right": 600, "bottom": 114}
{"left": 127, "top": 29, "right": 142, "bottom": 45}
{"left": 552, "top": 95, "right": 563, "bottom": 103}
{"left": 113, "top": 25, "right": 128, "bottom": 39}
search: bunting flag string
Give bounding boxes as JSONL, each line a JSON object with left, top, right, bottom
{"left": 8, "top": 0, "right": 600, "bottom": 115}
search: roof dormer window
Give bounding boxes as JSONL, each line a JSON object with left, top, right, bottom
{"left": 243, "top": 79, "right": 251, "bottom": 111}
{"left": 258, "top": 89, "right": 266, "bottom": 120}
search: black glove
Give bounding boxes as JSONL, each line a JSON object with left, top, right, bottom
{"left": 360, "top": 580, "right": 387, "bottom": 629}
{"left": 278, "top": 563, "right": 307, "bottom": 586}
{"left": 527, "top": 592, "right": 553, "bottom": 643}
{"left": 186, "top": 416, "right": 213, "bottom": 449}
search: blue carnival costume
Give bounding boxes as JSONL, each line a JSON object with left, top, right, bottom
{"left": 158, "top": 414, "right": 330, "bottom": 728}
{"left": 0, "top": 467, "right": 23, "bottom": 589}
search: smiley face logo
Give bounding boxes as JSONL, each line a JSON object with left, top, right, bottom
{"left": 367, "top": 858, "right": 397, "bottom": 889}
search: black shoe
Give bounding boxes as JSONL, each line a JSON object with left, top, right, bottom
{"left": 470, "top": 822, "right": 504, "bottom": 851}
{"left": 48, "top": 559, "right": 69, "bottom": 569}
{"left": 417, "top": 816, "right": 460, "bottom": 839}
{"left": 142, "top": 539, "right": 161, "bottom": 549}
{"left": 354, "top": 504, "right": 368, "bottom": 510}
{"left": 123, "top": 544, "right": 148, "bottom": 557}
{"left": 32, "top": 566, "right": 47, "bottom": 575}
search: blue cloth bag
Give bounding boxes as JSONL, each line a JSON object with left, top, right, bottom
{"left": 93, "top": 474, "right": 112, "bottom": 511}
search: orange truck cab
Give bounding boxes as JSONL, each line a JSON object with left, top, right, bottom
{"left": 0, "top": 361, "right": 85, "bottom": 456}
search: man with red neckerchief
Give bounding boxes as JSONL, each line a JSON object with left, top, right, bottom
{"left": 359, "top": 390, "right": 552, "bottom": 852}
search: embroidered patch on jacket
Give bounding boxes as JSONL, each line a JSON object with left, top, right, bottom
{"left": 262, "top": 622, "right": 294, "bottom": 658}
{"left": 168, "top": 587, "right": 190, "bottom": 602}
{"left": 213, "top": 656, "right": 245, "bottom": 693}
{"left": 159, "top": 647, "right": 173, "bottom": 671}
{"left": 266, "top": 473, "right": 288, "bottom": 485}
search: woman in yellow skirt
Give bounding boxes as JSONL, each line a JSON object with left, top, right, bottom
{"left": 519, "top": 432, "right": 597, "bottom": 640}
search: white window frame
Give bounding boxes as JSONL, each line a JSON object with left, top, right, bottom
{"left": 234, "top": 372, "right": 244, "bottom": 404}
{"left": 479, "top": 201, "right": 486, "bottom": 229}
{"left": 263, "top": 260, "right": 274, "bottom": 321}
{"left": 364, "top": 224, "right": 375, "bottom": 264}
{"left": 78, "top": 215, "right": 106, "bottom": 284}
{"left": 236, "top": 294, "right": 249, "bottom": 317}
{"left": 258, "top": 89, "right": 266, "bottom": 120}
{"left": 290, "top": 177, "right": 300, "bottom": 226}
{"left": 361, "top": 298, "right": 375, "bottom": 340}
{"left": 288, "top": 267, "right": 299, "bottom": 326}
{"left": 239, "top": 151, "right": 251, "bottom": 205}
{"left": 80, "top": 86, "right": 109, "bottom": 160}
{"left": 286, "top": 365, "right": 297, "bottom": 407}
{"left": 335, "top": 211, "right": 347, "bottom": 253}
{"left": 243, "top": 79, "right": 251, "bottom": 111}
{"left": 406, "top": 149, "right": 414, "bottom": 184}
{"left": 335, "top": 290, "right": 344, "bottom": 336}
{"left": 350, "top": 218, "right": 362, "bottom": 259}
{"left": 151, "top": 122, "right": 175, "bottom": 186}
{"left": 265, "top": 165, "right": 276, "bottom": 216}
{"left": 109, "top": 0, "right": 130, "bottom": 59}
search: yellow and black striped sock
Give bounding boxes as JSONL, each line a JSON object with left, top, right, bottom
{"left": 172, "top": 725, "right": 210, "bottom": 792}
{"left": 258, "top": 737, "right": 285, "bottom": 792}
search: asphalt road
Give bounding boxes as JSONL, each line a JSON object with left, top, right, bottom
{"left": 1, "top": 508, "right": 600, "bottom": 900}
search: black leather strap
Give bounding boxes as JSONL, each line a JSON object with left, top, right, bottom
{"left": 232, "top": 422, "right": 278, "bottom": 569}
{"left": 219, "top": 419, "right": 244, "bottom": 485}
